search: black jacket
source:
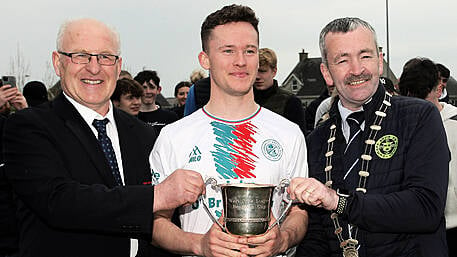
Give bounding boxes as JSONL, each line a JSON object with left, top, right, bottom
{"left": 254, "top": 80, "right": 306, "bottom": 134}
{"left": 4, "top": 94, "right": 157, "bottom": 257}
{"left": 0, "top": 113, "right": 18, "bottom": 256}
{"left": 304, "top": 88, "right": 329, "bottom": 135}
{"left": 297, "top": 85, "right": 449, "bottom": 257}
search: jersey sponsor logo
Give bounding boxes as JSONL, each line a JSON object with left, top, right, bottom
{"left": 188, "top": 146, "right": 202, "bottom": 163}
{"left": 210, "top": 121, "right": 258, "bottom": 179}
{"left": 192, "top": 198, "right": 223, "bottom": 218}
{"left": 262, "top": 139, "right": 283, "bottom": 161}
{"left": 375, "top": 134, "right": 398, "bottom": 159}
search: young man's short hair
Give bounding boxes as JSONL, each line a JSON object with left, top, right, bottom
{"left": 436, "top": 63, "right": 450, "bottom": 80}
{"left": 111, "top": 78, "right": 144, "bottom": 101}
{"left": 134, "top": 70, "right": 161, "bottom": 88}
{"left": 398, "top": 58, "right": 439, "bottom": 99}
{"left": 259, "top": 48, "right": 277, "bottom": 69}
{"left": 200, "top": 4, "right": 259, "bottom": 52}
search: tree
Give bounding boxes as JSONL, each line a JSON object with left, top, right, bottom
{"left": 43, "top": 60, "right": 58, "bottom": 89}
{"left": 9, "top": 43, "right": 31, "bottom": 90}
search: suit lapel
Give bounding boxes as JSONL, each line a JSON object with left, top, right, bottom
{"left": 53, "top": 94, "right": 116, "bottom": 187}
{"left": 114, "top": 109, "right": 139, "bottom": 185}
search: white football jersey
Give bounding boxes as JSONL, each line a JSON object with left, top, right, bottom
{"left": 150, "top": 106, "right": 308, "bottom": 256}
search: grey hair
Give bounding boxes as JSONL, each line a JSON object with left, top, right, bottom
{"left": 319, "top": 17, "right": 378, "bottom": 65}
{"left": 56, "top": 18, "right": 121, "bottom": 55}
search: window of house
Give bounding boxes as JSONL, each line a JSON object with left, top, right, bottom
{"left": 292, "top": 80, "right": 298, "bottom": 91}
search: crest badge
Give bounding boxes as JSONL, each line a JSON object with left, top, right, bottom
{"left": 375, "top": 134, "right": 398, "bottom": 159}
{"left": 262, "top": 139, "right": 283, "bottom": 161}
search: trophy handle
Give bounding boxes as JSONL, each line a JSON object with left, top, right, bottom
{"left": 201, "top": 177, "right": 226, "bottom": 232}
{"left": 268, "top": 178, "right": 293, "bottom": 231}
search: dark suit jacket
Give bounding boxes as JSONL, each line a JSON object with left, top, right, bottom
{"left": 0, "top": 114, "right": 18, "bottom": 255}
{"left": 3, "top": 93, "right": 157, "bottom": 257}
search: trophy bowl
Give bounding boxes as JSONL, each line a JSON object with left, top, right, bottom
{"left": 201, "top": 178, "right": 292, "bottom": 236}
{"left": 221, "top": 183, "right": 275, "bottom": 235}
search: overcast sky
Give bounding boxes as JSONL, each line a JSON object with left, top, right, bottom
{"left": 1, "top": 0, "right": 456, "bottom": 97}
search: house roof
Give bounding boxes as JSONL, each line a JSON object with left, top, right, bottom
{"left": 283, "top": 56, "right": 327, "bottom": 96}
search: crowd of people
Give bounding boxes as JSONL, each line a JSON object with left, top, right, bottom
{"left": 0, "top": 4, "right": 455, "bottom": 257}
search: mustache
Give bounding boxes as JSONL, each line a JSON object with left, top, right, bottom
{"left": 344, "top": 73, "right": 372, "bottom": 84}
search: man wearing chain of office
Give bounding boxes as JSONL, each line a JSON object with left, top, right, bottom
{"left": 288, "top": 17, "right": 450, "bottom": 257}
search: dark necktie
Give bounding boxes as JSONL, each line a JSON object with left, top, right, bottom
{"left": 343, "top": 111, "right": 364, "bottom": 183}
{"left": 92, "top": 118, "right": 123, "bottom": 186}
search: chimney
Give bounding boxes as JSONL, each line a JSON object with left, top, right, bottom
{"left": 299, "top": 49, "right": 308, "bottom": 62}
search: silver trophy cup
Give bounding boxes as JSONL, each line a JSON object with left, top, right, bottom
{"left": 202, "top": 177, "right": 292, "bottom": 236}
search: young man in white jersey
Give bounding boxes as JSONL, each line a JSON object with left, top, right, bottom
{"left": 150, "top": 4, "right": 308, "bottom": 257}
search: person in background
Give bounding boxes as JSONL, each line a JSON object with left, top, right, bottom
{"left": 291, "top": 17, "right": 449, "bottom": 257}
{"left": 183, "top": 76, "right": 210, "bottom": 116}
{"left": 0, "top": 80, "right": 28, "bottom": 115}
{"left": 170, "top": 81, "right": 191, "bottom": 119}
{"left": 133, "top": 70, "right": 178, "bottom": 134}
{"left": 190, "top": 68, "right": 207, "bottom": 84}
{"left": 304, "top": 82, "right": 335, "bottom": 135}
{"left": 23, "top": 80, "right": 49, "bottom": 107}
{"left": 436, "top": 63, "right": 450, "bottom": 104}
{"left": 398, "top": 57, "right": 457, "bottom": 257}
{"left": 119, "top": 70, "right": 133, "bottom": 80}
{"left": 254, "top": 48, "right": 306, "bottom": 134}
{"left": 111, "top": 78, "right": 143, "bottom": 116}
{"left": 3, "top": 18, "right": 204, "bottom": 257}
{"left": 184, "top": 69, "right": 210, "bottom": 116}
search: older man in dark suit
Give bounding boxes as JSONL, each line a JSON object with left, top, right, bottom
{"left": 3, "top": 18, "right": 204, "bottom": 257}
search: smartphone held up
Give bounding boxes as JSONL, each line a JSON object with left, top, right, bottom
{"left": 0, "top": 76, "right": 17, "bottom": 88}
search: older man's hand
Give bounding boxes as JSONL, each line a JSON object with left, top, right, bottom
{"left": 153, "top": 169, "right": 205, "bottom": 212}
{"left": 288, "top": 177, "right": 339, "bottom": 211}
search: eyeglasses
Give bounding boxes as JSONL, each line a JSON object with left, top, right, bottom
{"left": 58, "top": 51, "right": 119, "bottom": 66}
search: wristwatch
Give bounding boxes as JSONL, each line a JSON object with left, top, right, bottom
{"left": 335, "top": 189, "right": 350, "bottom": 215}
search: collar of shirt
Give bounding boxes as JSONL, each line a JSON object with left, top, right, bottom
{"left": 337, "top": 100, "right": 365, "bottom": 143}
{"left": 63, "top": 92, "right": 117, "bottom": 137}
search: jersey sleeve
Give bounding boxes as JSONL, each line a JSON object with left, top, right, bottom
{"left": 149, "top": 130, "right": 175, "bottom": 184}
{"left": 286, "top": 127, "right": 309, "bottom": 180}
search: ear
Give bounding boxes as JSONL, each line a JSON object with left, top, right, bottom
{"left": 52, "top": 51, "right": 62, "bottom": 77}
{"left": 320, "top": 63, "right": 334, "bottom": 87}
{"left": 157, "top": 86, "right": 162, "bottom": 94}
{"left": 116, "top": 57, "right": 123, "bottom": 79}
{"left": 198, "top": 51, "right": 210, "bottom": 70}
{"left": 272, "top": 67, "right": 278, "bottom": 77}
